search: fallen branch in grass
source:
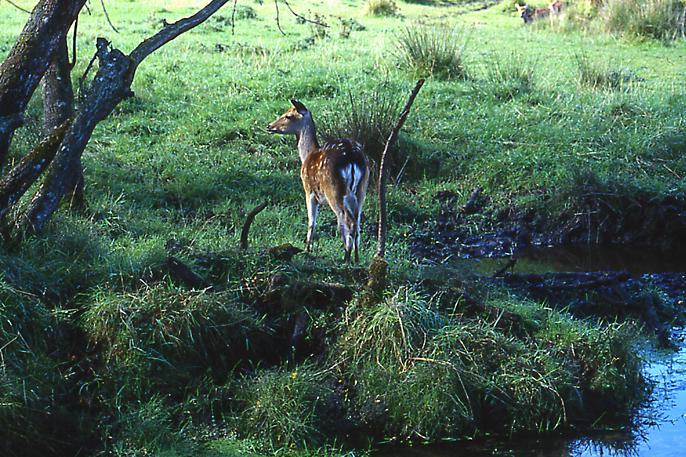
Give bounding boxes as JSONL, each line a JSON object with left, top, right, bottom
{"left": 240, "top": 201, "right": 268, "bottom": 250}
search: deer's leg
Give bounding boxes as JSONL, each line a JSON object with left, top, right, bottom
{"left": 335, "top": 209, "right": 352, "bottom": 262}
{"left": 305, "top": 193, "right": 319, "bottom": 251}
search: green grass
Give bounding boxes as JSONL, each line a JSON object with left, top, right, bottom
{"left": 0, "top": 0, "right": 683, "bottom": 455}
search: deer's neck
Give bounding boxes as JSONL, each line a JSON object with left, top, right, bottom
{"left": 296, "top": 118, "right": 319, "bottom": 163}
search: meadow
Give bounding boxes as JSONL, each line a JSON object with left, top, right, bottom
{"left": 0, "top": 0, "right": 685, "bottom": 456}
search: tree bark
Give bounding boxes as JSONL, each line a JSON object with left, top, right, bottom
{"left": 21, "top": 0, "right": 231, "bottom": 234}
{"left": 0, "top": 0, "right": 85, "bottom": 168}
{"left": 0, "top": 121, "right": 69, "bottom": 221}
{"left": 42, "top": 36, "right": 85, "bottom": 209}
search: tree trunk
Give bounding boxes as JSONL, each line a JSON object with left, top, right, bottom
{"left": 0, "top": 0, "right": 85, "bottom": 168}
{"left": 42, "top": 36, "right": 84, "bottom": 209}
{"left": 21, "top": 0, "right": 231, "bottom": 234}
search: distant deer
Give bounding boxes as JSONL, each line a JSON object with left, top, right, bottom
{"left": 516, "top": 1, "right": 563, "bottom": 24}
{"left": 267, "top": 100, "right": 370, "bottom": 263}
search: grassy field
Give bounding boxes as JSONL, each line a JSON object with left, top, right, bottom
{"left": 0, "top": 0, "right": 684, "bottom": 456}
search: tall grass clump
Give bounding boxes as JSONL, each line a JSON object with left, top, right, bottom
{"left": 575, "top": 52, "right": 640, "bottom": 90}
{"left": 395, "top": 24, "right": 469, "bottom": 80}
{"left": 81, "top": 285, "right": 269, "bottom": 398}
{"left": 233, "top": 363, "right": 335, "bottom": 449}
{"left": 322, "top": 85, "right": 404, "bottom": 168}
{"left": 366, "top": 0, "right": 399, "bottom": 16}
{"left": 601, "top": 0, "right": 686, "bottom": 41}
{"left": 477, "top": 51, "right": 536, "bottom": 100}
{"left": 334, "top": 287, "right": 644, "bottom": 441}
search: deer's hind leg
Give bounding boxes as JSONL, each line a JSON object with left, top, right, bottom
{"left": 305, "top": 192, "right": 319, "bottom": 252}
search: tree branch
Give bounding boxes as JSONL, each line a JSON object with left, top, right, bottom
{"left": 0, "top": 121, "right": 69, "bottom": 221}
{"left": 129, "top": 0, "right": 230, "bottom": 67}
{"left": 240, "top": 201, "right": 268, "bottom": 250}
{"left": 20, "top": 0, "right": 231, "bottom": 234}
{"left": 0, "top": 0, "right": 86, "bottom": 168}
{"left": 375, "top": 79, "right": 425, "bottom": 258}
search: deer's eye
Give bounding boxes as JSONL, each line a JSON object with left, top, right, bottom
{"left": 285, "top": 114, "right": 295, "bottom": 120}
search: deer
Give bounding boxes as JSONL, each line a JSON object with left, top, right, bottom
{"left": 267, "top": 99, "right": 370, "bottom": 263}
{"left": 516, "top": 1, "right": 563, "bottom": 24}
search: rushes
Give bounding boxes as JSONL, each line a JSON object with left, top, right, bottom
{"left": 575, "top": 52, "right": 641, "bottom": 90}
{"left": 395, "top": 24, "right": 469, "bottom": 80}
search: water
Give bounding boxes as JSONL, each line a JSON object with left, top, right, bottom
{"left": 469, "top": 244, "right": 686, "bottom": 276}
{"left": 376, "top": 245, "right": 686, "bottom": 457}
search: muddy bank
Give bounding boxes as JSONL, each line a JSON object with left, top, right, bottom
{"left": 411, "top": 190, "right": 686, "bottom": 261}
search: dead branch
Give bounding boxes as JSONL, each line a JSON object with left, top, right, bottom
{"left": 461, "top": 187, "right": 482, "bottom": 215}
{"left": 240, "top": 201, "right": 268, "bottom": 250}
{"left": 376, "top": 79, "right": 425, "bottom": 259}
{"left": 493, "top": 257, "right": 517, "bottom": 278}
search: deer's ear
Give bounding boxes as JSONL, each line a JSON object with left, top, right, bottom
{"left": 290, "top": 99, "right": 308, "bottom": 114}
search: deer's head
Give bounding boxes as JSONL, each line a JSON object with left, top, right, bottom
{"left": 515, "top": 4, "right": 532, "bottom": 22}
{"left": 267, "top": 99, "right": 311, "bottom": 135}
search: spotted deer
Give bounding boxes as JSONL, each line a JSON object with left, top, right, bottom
{"left": 516, "top": 1, "right": 563, "bottom": 24}
{"left": 267, "top": 100, "right": 370, "bottom": 262}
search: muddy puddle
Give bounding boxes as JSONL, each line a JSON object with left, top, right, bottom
{"left": 374, "top": 245, "right": 686, "bottom": 457}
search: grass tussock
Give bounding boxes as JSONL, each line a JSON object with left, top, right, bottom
{"left": 322, "top": 84, "right": 404, "bottom": 167}
{"left": 559, "top": 0, "right": 686, "bottom": 41}
{"left": 601, "top": 0, "right": 686, "bottom": 41}
{"left": 575, "top": 52, "right": 641, "bottom": 90}
{"left": 366, "top": 0, "right": 399, "bottom": 16}
{"left": 395, "top": 24, "right": 469, "bottom": 80}
{"left": 81, "top": 285, "right": 269, "bottom": 397}
{"left": 476, "top": 51, "right": 536, "bottom": 100}
{"left": 233, "top": 364, "right": 335, "bottom": 449}
{"left": 333, "top": 288, "right": 643, "bottom": 441}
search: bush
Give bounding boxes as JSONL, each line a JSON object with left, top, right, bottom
{"left": 395, "top": 24, "right": 469, "bottom": 80}
{"left": 366, "top": 0, "right": 399, "bottom": 16}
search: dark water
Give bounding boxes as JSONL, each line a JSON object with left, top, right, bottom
{"left": 471, "top": 244, "right": 686, "bottom": 276}
{"left": 376, "top": 245, "right": 686, "bottom": 457}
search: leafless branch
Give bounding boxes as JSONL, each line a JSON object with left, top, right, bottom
{"left": 70, "top": 15, "right": 78, "bottom": 68}
{"left": 282, "top": 0, "right": 329, "bottom": 28}
{"left": 99, "top": 0, "right": 118, "bottom": 33}
{"left": 274, "top": 0, "right": 285, "bottom": 35}
{"left": 376, "top": 79, "right": 425, "bottom": 258}
{"left": 3, "top": 0, "right": 31, "bottom": 13}
{"left": 231, "top": 0, "right": 238, "bottom": 35}
{"left": 129, "top": 0, "right": 230, "bottom": 67}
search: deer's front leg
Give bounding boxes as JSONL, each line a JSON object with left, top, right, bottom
{"left": 305, "top": 192, "right": 319, "bottom": 251}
